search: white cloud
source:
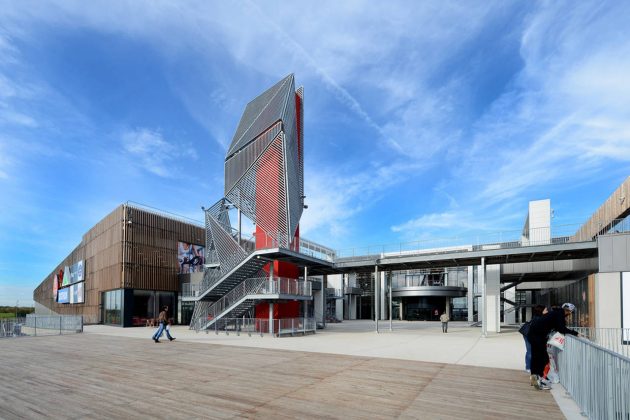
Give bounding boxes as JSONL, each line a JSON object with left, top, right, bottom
{"left": 121, "top": 128, "right": 196, "bottom": 178}
{"left": 464, "top": 1, "right": 630, "bottom": 204}
{"left": 300, "top": 160, "right": 427, "bottom": 242}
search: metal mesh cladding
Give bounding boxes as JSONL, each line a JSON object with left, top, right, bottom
{"left": 208, "top": 216, "right": 248, "bottom": 274}
{"left": 227, "top": 74, "right": 294, "bottom": 158}
{"left": 225, "top": 122, "right": 282, "bottom": 204}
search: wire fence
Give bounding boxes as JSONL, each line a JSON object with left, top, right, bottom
{"left": 0, "top": 315, "right": 83, "bottom": 338}
{"left": 559, "top": 335, "right": 630, "bottom": 420}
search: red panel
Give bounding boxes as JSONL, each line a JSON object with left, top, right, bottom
{"left": 262, "top": 261, "right": 299, "bottom": 279}
{"left": 255, "top": 301, "right": 300, "bottom": 319}
{"left": 255, "top": 138, "right": 282, "bottom": 245}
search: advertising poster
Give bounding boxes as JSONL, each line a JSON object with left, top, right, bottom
{"left": 70, "top": 282, "right": 84, "bottom": 304}
{"left": 62, "top": 265, "right": 71, "bottom": 287}
{"left": 178, "top": 242, "right": 205, "bottom": 274}
{"left": 57, "top": 288, "right": 69, "bottom": 304}
{"left": 69, "top": 260, "right": 84, "bottom": 284}
{"left": 53, "top": 274, "right": 59, "bottom": 299}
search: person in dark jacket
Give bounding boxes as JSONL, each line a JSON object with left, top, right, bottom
{"left": 527, "top": 303, "right": 579, "bottom": 390}
{"left": 521, "top": 305, "right": 546, "bottom": 372}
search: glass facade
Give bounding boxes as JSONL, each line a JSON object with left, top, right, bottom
{"left": 103, "top": 289, "right": 123, "bottom": 325}
{"left": 130, "top": 290, "right": 176, "bottom": 326}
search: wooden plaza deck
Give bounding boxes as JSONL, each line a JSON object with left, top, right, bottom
{"left": 0, "top": 334, "right": 562, "bottom": 419}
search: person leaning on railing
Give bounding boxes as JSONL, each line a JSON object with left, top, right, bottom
{"left": 527, "top": 303, "right": 580, "bottom": 390}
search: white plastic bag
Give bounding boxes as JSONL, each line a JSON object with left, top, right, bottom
{"left": 547, "top": 331, "right": 565, "bottom": 350}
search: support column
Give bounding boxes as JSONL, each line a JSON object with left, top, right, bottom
{"left": 380, "top": 272, "right": 387, "bottom": 321}
{"left": 269, "top": 263, "right": 274, "bottom": 335}
{"left": 483, "top": 263, "right": 501, "bottom": 334}
{"left": 389, "top": 272, "right": 393, "bottom": 331}
{"left": 400, "top": 299, "right": 404, "bottom": 320}
{"left": 303, "top": 266, "right": 309, "bottom": 319}
{"left": 480, "top": 258, "right": 486, "bottom": 337}
{"left": 375, "top": 265, "right": 379, "bottom": 333}
{"left": 467, "top": 265, "right": 474, "bottom": 322}
{"left": 322, "top": 274, "right": 327, "bottom": 328}
{"left": 445, "top": 297, "right": 450, "bottom": 316}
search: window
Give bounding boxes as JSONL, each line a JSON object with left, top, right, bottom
{"left": 103, "top": 289, "right": 123, "bottom": 325}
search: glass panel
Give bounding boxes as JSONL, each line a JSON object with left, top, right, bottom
{"left": 103, "top": 290, "right": 122, "bottom": 326}
{"left": 132, "top": 290, "right": 157, "bottom": 327}
{"left": 157, "top": 292, "right": 176, "bottom": 324}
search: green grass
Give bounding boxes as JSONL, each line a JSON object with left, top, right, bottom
{"left": 0, "top": 313, "right": 18, "bottom": 319}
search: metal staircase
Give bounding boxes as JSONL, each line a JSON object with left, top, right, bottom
{"left": 192, "top": 276, "right": 312, "bottom": 331}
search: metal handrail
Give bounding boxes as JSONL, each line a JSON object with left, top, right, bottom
{"left": 207, "top": 317, "right": 316, "bottom": 337}
{"left": 193, "top": 277, "right": 312, "bottom": 331}
{"left": 558, "top": 334, "right": 630, "bottom": 419}
{"left": 574, "top": 327, "right": 630, "bottom": 358}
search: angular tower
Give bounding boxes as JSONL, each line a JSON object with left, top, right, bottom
{"left": 224, "top": 73, "right": 304, "bottom": 249}
{"left": 189, "top": 74, "right": 308, "bottom": 332}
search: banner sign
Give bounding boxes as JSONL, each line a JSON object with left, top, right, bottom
{"left": 61, "top": 261, "right": 84, "bottom": 287}
{"left": 57, "top": 288, "right": 70, "bottom": 304}
{"left": 70, "top": 282, "right": 84, "bottom": 304}
{"left": 178, "top": 242, "right": 205, "bottom": 273}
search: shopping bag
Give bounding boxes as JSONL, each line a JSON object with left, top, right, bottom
{"left": 547, "top": 331, "right": 565, "bottom": 350}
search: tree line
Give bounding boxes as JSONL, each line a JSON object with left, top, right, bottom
{"left": 0, "top": 306, "right": 35, "bottom": 317}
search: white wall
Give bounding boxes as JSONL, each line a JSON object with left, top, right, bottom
{"left": 484, "top": 264, "right": 501, "bottom": 333}
{"left": 595, "top": 272, "right": 622, "bottom": 329}
{"left": 522, "top": 199, "right": 551, "bottom": 246}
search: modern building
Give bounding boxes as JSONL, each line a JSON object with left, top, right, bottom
{"left": 33, "top": 203, "right": 205, "bottom": 327}
{"left": 34, "top": 74, "right": 630, "bottom": 339}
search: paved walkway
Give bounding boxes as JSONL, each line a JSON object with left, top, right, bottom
{"left": 1, "top": 331, "right": 563, "bottom": 419}
{"left": 86, "top": 320, "right": 527, "bottom": 370}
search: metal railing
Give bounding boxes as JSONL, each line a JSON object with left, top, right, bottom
{"left": 207, "top": 317, "right": 316, "bottom": 337}
{"left": 193, "top": 277, "right": 312, "bottom": 331}
{"left": 574, "top": 327, "right": 630, "bottom": 358}
{"left": 335, "top": 223, "right": 586, "bottom": 259}
{"left": 299, "top": 237, "right": 337, "bottom": 261}
{"left": 182, "top": 282, "right": 201, "bottom": 298}
{"left": 326, "top": 288, "right": 343, "bottom": 298}
{"left": 1, "top": 316, "right": 83, "bottom": 338}
{"left": 558, "top": 335, "right": 630, "bottom": 420}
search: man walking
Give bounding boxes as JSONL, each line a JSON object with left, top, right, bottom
{"left": 152, "top": 305, "right": 176, "bottom": 343}
{"left": 440, "top": 311, "right": 449, "bottom": 333}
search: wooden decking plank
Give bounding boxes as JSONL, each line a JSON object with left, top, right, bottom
{"left": 0, "top": 334, "right": 563, "bottom": 419}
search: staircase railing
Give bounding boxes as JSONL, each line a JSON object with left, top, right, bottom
{"left": 192, "top": 276, "right": 312, "bottom": 331}
{"left": 193, "top": 229, "right": 300, "bottom": 301}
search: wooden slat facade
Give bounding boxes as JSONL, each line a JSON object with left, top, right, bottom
{"left": 33, "top": 204, "right": 205, "bottom": 324}
{"left": 573, "top": 176, "right": 630, "bottom": 241}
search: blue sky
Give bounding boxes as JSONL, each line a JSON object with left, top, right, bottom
{"left": 1, "top": 1, "right": 630, "bottom": 305}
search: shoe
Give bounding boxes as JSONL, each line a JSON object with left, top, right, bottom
{"left": 154, "top": 339, "right": 160, "bottom": 343}
{"left": 538, "top": 381, "right": 551, "bottom": 390}
{"left": 169, "top": 337, "right": 175, "bottom": 341}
